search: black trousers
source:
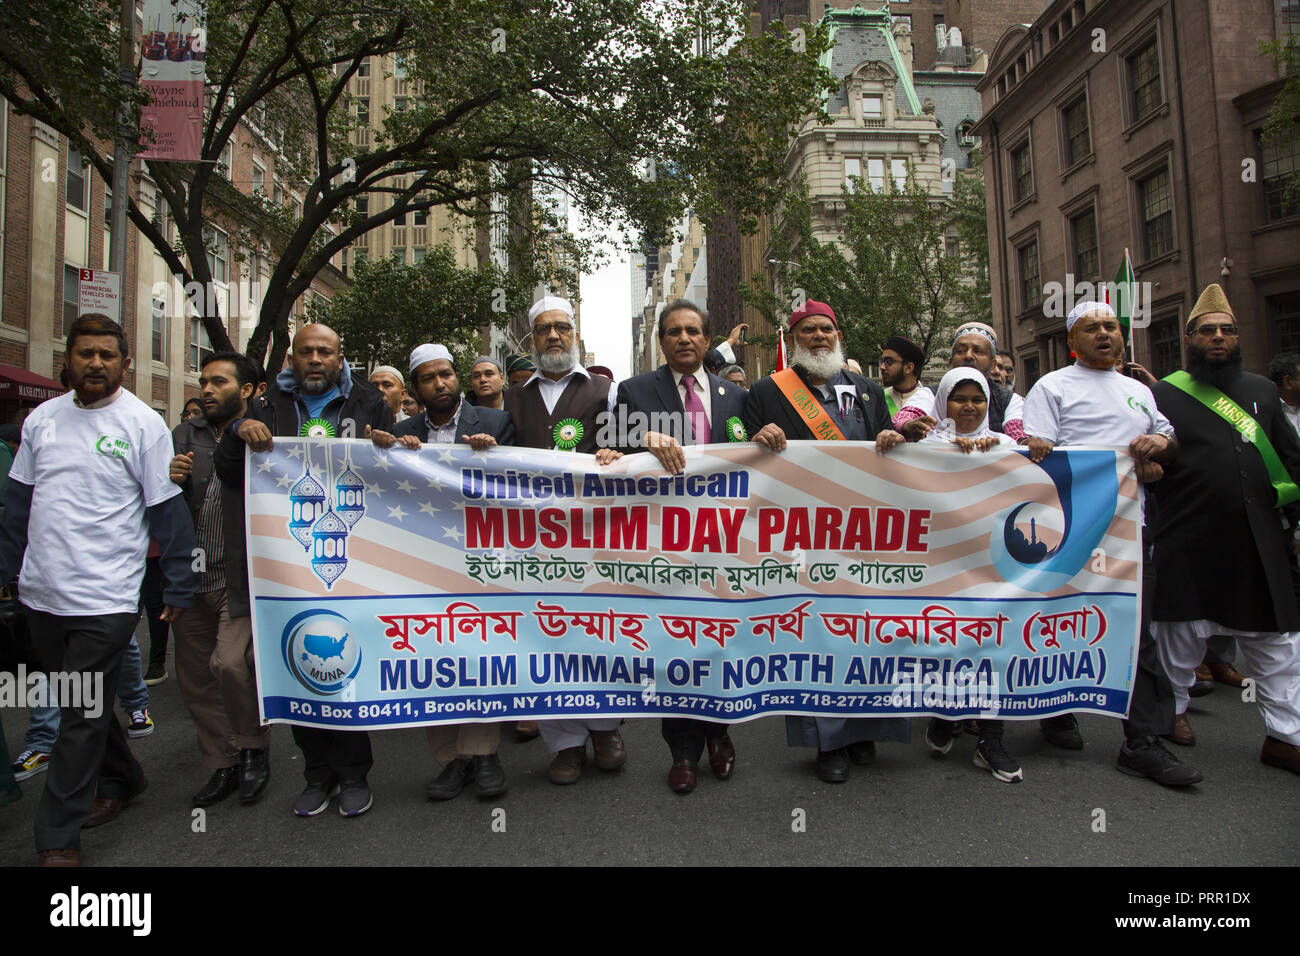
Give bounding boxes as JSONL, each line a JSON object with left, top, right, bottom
{"left": 292, "top": 726, "right": 372, "bottom": 785}
{"left": 660, "top": 718, "right": 728, "bottom": 762}
{"left": 27, "top": 608, "right": 144, "bottom": 852}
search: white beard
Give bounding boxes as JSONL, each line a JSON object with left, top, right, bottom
{"left": 791, "top": 341, "right": 845, "bottom": 381}
{"left": 534, "top": 341, "right": 581, "bottom": 376}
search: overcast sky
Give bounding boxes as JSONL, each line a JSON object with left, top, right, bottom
{"left": 573, "top": 210, "right": 634, "bottom": 380}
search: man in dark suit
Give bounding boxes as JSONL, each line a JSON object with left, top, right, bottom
{"left": 742, "top": 300, "right": 907, "bottom": 784}
{"left": 391, "top": 343, "right": 514, "bottom": 799}
{"left": 613, "top": 299, "right": 747, "bottom": 794}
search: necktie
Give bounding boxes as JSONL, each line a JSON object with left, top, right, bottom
{"left": 683, "top": 376, "right": 708, "bottom": 443}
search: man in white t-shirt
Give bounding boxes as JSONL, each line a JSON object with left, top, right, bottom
{"left": 0, "top": 314, "right": 197, "bottom": 866}
{"left": 1022, "top": 300, "right": 1200, "bottom": 787}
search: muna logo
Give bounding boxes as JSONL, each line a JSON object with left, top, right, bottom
{"left": 281, "top": 609, "right": 362, "bottom": 695}
{"left": 991, "top": 450, "right": 1117, "bottom": 592}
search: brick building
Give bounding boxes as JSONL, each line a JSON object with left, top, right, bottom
{"left": 975, "top": 0, "right": 1300, "bottom": 387}
{"left": 0, "top": 90, "right": 346, "bottom": 425}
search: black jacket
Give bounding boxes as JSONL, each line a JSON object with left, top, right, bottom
{"left": 743, "top": 366, "right": 891, "bottom": 442}
{"left": 613, "top": 365, "right": 748, "bottom": 450}
{"left": 392, "top": 402, "right": 515, "bottom": 446}
{"left": 1151, "top": 370, "right": 1300, "bottom": 631}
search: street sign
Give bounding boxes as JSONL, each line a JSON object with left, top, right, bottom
{"left": 78, "top": 269, "right": 121, "bottom": 323}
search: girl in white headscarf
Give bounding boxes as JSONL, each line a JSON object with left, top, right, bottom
{"left": 922, "top": 367, "right": 1017, "bottom": 452}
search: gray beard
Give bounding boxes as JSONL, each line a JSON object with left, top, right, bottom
{"left": 299, "top": 377, "right": 334, "bottom": 395}
{"left": 535, "top": 342, "right": 581, "bottom": 376}
{"left": 791, "top": 342, "right": 845, "bottom": 381}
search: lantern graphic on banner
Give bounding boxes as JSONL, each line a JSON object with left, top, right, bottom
{"left": 309, "top": 507, "right": 350, "bottom": 588}
{"left": 334, "top": 447, "right": 366, "bottom": 528}
{"left": 287, "top": 459, "right": 326, "bottom": 551}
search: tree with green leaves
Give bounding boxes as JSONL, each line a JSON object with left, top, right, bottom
{"left": 742, "top": 164, "right": 988, "bottom": 370}
{"left": 0, "top": 0, "right": 836, "bottom": 372}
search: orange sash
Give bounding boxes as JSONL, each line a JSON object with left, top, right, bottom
{"left": 771, "top": 368, "right": 846, "bottom": 441}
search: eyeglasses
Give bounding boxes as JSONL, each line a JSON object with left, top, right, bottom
{"left": 1189, "top": 323, "right": 1238, "bottom": 337}
{"left": 532, "top": 322, "right": 574, "bottom": 337}
{"left": 879, "top": 357, "right": 900, "bottom": 367}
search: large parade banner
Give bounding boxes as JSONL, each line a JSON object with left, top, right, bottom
{"left": 247, "top": 439, "right": 1143, "bottom": 730}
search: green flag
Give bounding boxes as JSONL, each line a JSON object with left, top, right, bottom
{"left": 1108, "top": 249, "right": 1136, "bottom": 341}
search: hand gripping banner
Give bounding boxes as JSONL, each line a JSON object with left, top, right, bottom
{"left": 247, "top": 440, "right": 1142, "bottom": 729}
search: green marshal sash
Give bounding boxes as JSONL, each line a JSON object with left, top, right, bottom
{"left": 885, "top": 392, "right": 899, "bottom": 418}
{"left": 1163, "top": 370, "right": 1300, "bottom": 508}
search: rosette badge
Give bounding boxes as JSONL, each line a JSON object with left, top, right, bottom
{"left": 552, "top": 418, "right": 584, "bottom": 451}
{"left": 300, "top": 417, "right": 336, "bottom": 438}
{"left": 726, "top": 416, "right": 748, "bottom": 442}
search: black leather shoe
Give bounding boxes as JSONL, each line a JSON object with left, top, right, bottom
{"left": 472, "top": 754, "right": 507, "bottom": 798}
{"left": 239, "top": 748, "right": 271, "bottom": 804}
{"left": 1039, "top": 714, "right": 1084, "bottom": 750}
{"left": 846, "top": 740, "right": 876, "bottom": 765}
{"left": 426, "top": 758, "right": 474, "bottom": 800}
{"left": 193, "top": 766, "right": 240, "bottom": 807}
{"left": 815, "top": 748, "right": 849, "bottom": 783}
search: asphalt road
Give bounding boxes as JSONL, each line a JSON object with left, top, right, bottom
{"left": 2, "top": 634, "right": 1297, "bottom": 868}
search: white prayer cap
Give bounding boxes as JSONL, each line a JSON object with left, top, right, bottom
{"left": 409, "top": 343, "right": 453, "bottom": 371}
{"left": 369, "top": 364, "right": 404, "bottom": 384}
{"left": 528, "top": 295, "right": 574, "bottom": 324}
{"left": 953, "top": 322, "right": 997, "bottom": 349}
{"left": 1066, "top": 300, "right": 1114, "bottom": 331}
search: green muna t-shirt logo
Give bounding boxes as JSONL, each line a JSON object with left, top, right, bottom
{"left": 1125, "top": 395, "right": 1151, "bottom": 417}
{"left": 95, "top": 435, "right": 130, "bottom": 459}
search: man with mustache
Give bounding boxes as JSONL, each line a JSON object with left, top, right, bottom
{"left": 741, "top": 300, "right": 907, "bottom": 783}
{"left": 612, "top": 299, "right": 747, "bottom": 793}
{"left": 1149, "top": 284, "right": 1300, "bottom": 776}
{"left": 1020, "top": 301, "right": 1199, "bottom": 786}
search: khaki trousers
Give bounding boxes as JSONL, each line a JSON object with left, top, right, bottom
{"left": 173, "top": 590, "right": 269, "bottom": 768}
{"left": 424, "top": 723, "right": 500, "bottom": 764}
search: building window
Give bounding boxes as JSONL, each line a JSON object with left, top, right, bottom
{"left": 957, "top": 120, "right": 975, "bottom": 147}
{"left": 392, "top": 206, "right": 406, "bottom": 227}
{"left": 891, "top": 159, "right": 907, "bottom": 189}
{"left": 218, "top": 140, "right": 234, "bottom": 179}
{"left": 66, "top": 146, "right": 88, "bottom": 211}
{"left": 252, "top": 162, "right": 265, "bottom": 196}
{"left": 1128, "top": 39, "right": 1161, "bottom": 122}
{"left": 412, "top": 246, "right": 425, "bottom": 263}
{"left": 356, "top": 97, "right": 369, "bottom": 125}
{"left": 1063, "top": 97, "right": 1090, "bottom": 165}
{"left": 1071, "top": 207, "right": 1099, "bottom": 278}
{"left": 395, "top": 96, "right": 409, "bottom": 112}
{"left": 1018, "top": 240, "right": 1041, "bottom": 311}
{"left": 1138, "top": 166, "right": 1174, "bottom": 260}
{"left": 189, "top": 317, "right": 213, "bottom": 372}
{"left": 204, "top": 226, "right": 230, "bottom": 284}
{"left": 273, "top": 181, "right": 285, "bottom": 207}
{"left": 863, "top": 95, "right": 882, "bottom": 119}
{"left": 152, "top": 296, "right": 167, "bottom": 362}
{"left": 357, "top": 57, "right": 370, "bottom": 78}
{"left": 413, "top": 206, "right": 427, "bottom": 227}
{"left": 1011, "top": 141, "right": 1033, "bottom": 202}
{"left": 1283, "top": 0, "right": 1300, "bottom": 38}
{"left": 1262, "top": 128, "right": 1300, "bottom": 223}
{"left": 355, "top": 196, "right": 369, "bottom": 217}
{"left": 1271, "top": 291, "right": 1300, "bottom": 352}
{"left": 1149, "top": 316, "right": 1181, "bottom": 379}
{"left": 868, "top": 158, "right": 885, "bottom": 192}
{"left": 63, "top": 264, "right": 79, "bottom": 335}
{"left": 844, "top": 158, "right": 861, "bottom": 193}
{"left": 1021, "top": 353, "right": 1041, "bottom": 391}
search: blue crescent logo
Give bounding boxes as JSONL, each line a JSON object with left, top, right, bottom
{"left": 991, "top": 450, "right": 1117, "bottom": 592}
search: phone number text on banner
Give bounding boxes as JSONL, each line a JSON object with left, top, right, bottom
{"left": 247, "top": 439, "right": 1142, "bottom": 729}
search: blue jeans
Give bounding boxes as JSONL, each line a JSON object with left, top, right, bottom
{"left": 24, "top": 635, "right": 149, "bottom": 751}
